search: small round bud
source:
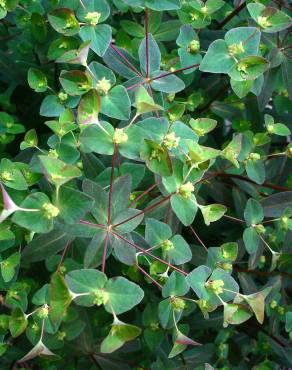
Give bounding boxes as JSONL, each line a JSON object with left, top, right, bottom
{"left": 42, "top": 203, "right": 60, "bottom": 219}
{"left": 93, "top": 289, "right": 109, "bottom": 306}
{"left": 248, "top": 152, "right": 261, "bottom": 161}
{"left": 257, "top": 16, "right": 272, "bottom": 28}
{"left": 113, "top": 128, "right": 128, "bottom": 144}
{"left": 96, "top": 77, "right": 111, "bottom": 95}
{"left": 171, "top": 297, "right": 186, "bottom": 311}
{"left": 255, "top": 224, "right": 266, "bottom": 234}
{"left": 188, "top": 39, "right": 200, "bottom": 54}
{"left": 178, "top": 182, "right": 194, "bottom": 199}
{"left": 163, "top": 132, "right": 179, "bottom": 150}
{"left": 58, "top": 92, "right": 68, "bottom": 102}
{"left": 205, "top": 279, "right": 224, "bottom": 295}
{"left": 84, "top": 11, "right": 101, "bottom": 26}
{"left": 228, "top": 42, "right": 244, "bottom": 56}
{"left": 161, "top": 239, "right": 174, "bottom": 252}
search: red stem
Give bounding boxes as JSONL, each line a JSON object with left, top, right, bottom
{"left": 216, "top": 0, "right": 247, "bottom": 29}
{"left": 136, "top": 264, "right": 163, "bottom": 289}
{"left": 79, "top": 219, "right": 106, "bottom": 229}
{"left": 110, "top": 43, "right": 143, "bottom": 77}
{"left": 129, "top": 182, "right": 160, "bottom": 207}
{"left": 215, "top": 172, "right": 291, "bottom": 192}
{"left": 189, "top": 226, "right": 208, "bottom": 252}
{"left": 113, "top": 195, "right": 171, "bottom": 228}
{"left": 101, "top": 231, "right": 110, "bottom": 273}
{"left": 145, "top": 8, "right": 149, "bottom": 78}
{"left": 108, "top": 144, "right": 117, "bottom": 225}
{"left": 112, "top": 231, "right": 187, "bottom": 276}
{"left": 149, "top": 63, "right": 200, "bottom": 82}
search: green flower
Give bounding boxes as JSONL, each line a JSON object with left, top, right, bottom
{"left": 42, "top": 203, "right": 60, "bottom": 219}
{"left": 113, "top": 128, "right": 128, "bottom": 144}
{"left": 85, "top": 11, "right": 101, "bottom": 26}
{"left": 178, "top": 182, "right": 194, "bottom": 199}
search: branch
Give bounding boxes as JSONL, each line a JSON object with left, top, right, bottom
{"left": 214, "top": 172, "right": 291, "bottom": 192}
{"left": 112, "top": 195, "right": 171, "bottom": 228}
{"left": 112, "top": 230, "right": 188, "bottom": 276}
{"left": 107, "top": 144, "right": 117, "bottom": 225}
{"left": 149, "top": 63, "right": 200, "bottom": 82}
{"left": 136, "top": 264, "right": 163, "bottom": 289}
{"left": 189, "top": 226, "right": 208, "bottom": 252}
{"left": 110, "top": 43, "right": 143, "bottom": 77}
{"left": 216, "top": 1, "right": 247, "bottom": 29}
{"left": 145, "top": 8, "right": 149, "bottom": 78}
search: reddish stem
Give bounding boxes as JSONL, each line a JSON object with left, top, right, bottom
{"left": 112, "top": 230, "right": 187, "bottom": 276}
{"left": 129, "top": 182, "right": 160, "bottom": 207}
{"left": 145, "top": 8, "right": 149, "bottom": 78}
{"left": 79, "top": 219, "right": 106, "bottom": 229}
{"left": 149, "top": 63, "right": 200, "bottom": 82}
{"left": 136, "top": 264, "right": 162, "bottom": 289}
{"left": 113, "top": 195, "right": 171, "bottom": 228}
{"left": 189, "top": 226, "right": 208, "bottom": 252}
{"left": 108, "top": 144, "right": 117, "bottom": 225}
{"left": 216, "top": 1, "right": 247, "bottom": 29}
{"left": 101, "top": 231, "right": 110, "bottom": 273}
{"left": 215, "top": 172, "right": 291, "bottom": 192}
{"left": 110, "top": 43, "right": 143, "bottom": 77}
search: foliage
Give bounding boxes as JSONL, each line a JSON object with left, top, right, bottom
{"left": 0, "top": 0, "right": 292, "bottom": 369}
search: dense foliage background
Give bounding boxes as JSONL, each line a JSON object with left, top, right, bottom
{"left": 0, "top": 0, "right": 291, "bottom": 369}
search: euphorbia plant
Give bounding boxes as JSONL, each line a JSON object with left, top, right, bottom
{"left": 0, "top": 0, "right": 292, "bottom": 369}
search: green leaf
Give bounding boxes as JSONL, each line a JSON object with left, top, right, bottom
{"left": 79, "top": 24, "right": 112, "bottom": 57}
{"left": 0, "top": 158, "right": 27, "bottom": 190}
{"left": 17, "top": 340, "right": 56, "bottom": 363}
{"left": 261, "top": 192, "right": 292, "bottom": 218}
{"left": 100, "top": 85, "right": 131, "bottom": 120}
{"left": 139, "top": 33, "right": 161, "bottom": 75}
{"left": 58, "top": 186, "right": 94, "bottom": 224}
{"left": 105, "top": 276, "right": 144, "bottom": 315}
{"left": 140, "top": 140, "right": 172, "bottom": 177}
{"left": 244, "top": 199, "right": 264, "bottom": 226}
{"left": 84, "top": 229, "right": 107, "bottom": 268}
{"left": 200, "top": 39, "right": 234, "bottom": 74}
{"left": 56, "top": 41, "right": 90, "bottom": 66}
{"left": 49, "top": 272, "right": 72, "bottom": 322}
{"left": 235, "top": 287, "right": 272, "bottom": 324}
{"left": 135, "top": 86, "right": 163, "bottom": 115}
{"left": 200, "top": 204, "right": 227, "bottom": 226}
{"left": 101, "top": 318, "right": 141, "bottom": 353}
{"left": 228, "top": 56, "right": 269, "bottom": 82}
{"left": 247, "top": 3, "right": 291, "bottom": 33}
{"left": 77, "top": 89, "right": 100, "bottom": 125}
{"left": 243, "top": 226, "right": 260, "bottom": 254}
{"left": 146, "top": 0, "right": 181, "bottom": 11}
{"left": 1, "top": 252, "right": 20, "bottom": 282}
{"left": 150, "top": 73, "right": 185, "bottom": 93}
{"left": 79, "top": 122, "right": 114, "bottom": 155}
{"left": 21, "top": 229, "right": 71, "bottom": 263}
{"left": 20, "top": 129, "right": 38, "bottom": 150}
{"left": 48, "top": 8, "right": 80, "bottom": 36}
{"left": 171, "top": 194, "right": 197, "bottom": 226}
{"left": 59, "top": 70, "right": 92, "bottom": 96}
{"left": 223, "top": 303, "right": 252, "bottom": 327}
{"left": 162, "top": 271, "right": 189, "bottom": 298}
{"left": 9, "top": 308, "right": 27, "bottom": 338}
{"left": 222, "top": 135, "right": 242, "bottom": 168}
{"left": 190, "top": 118, "right": 217, "bottom": 136}
{"left": 65, "top": 269, "right": 107, "bottom": 307}
{"left": 76, "top": 0, "right": 110, "bottom": 23}
{"left": 12, "top": 193, "right": 55, "bottom": 233}
{"left": 27, "top": 68, "right": 47, "bottom": 93}
{"left": 169, "top": 329, "right": 201, "bottom": 358}
{"left": 245, "top": 158, "right": 265, "bottom": 184}
{"left": 38, "top": 155, "right": 82, "bottom": 187}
